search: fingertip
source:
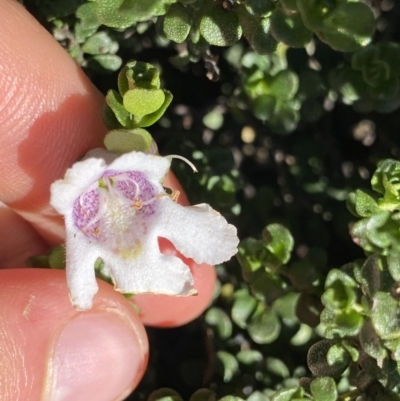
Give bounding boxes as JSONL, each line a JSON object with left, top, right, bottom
{"left": 0, "top": 202, "right": 48, "bottom": 267}
{"left": 0, "top": 269, "right": 148, "bottom": 401}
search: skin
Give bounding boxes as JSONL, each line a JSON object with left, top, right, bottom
{"left": 0, "top": 0, "right": 216, "bottom": 400}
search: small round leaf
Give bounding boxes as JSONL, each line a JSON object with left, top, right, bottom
{"left": 200, "top": 7, "right": 242, "bottom": 46}
{"left": 163, "top": 3, "right": 192, "bottom": 43}
{"left": 123, "top": 88, "right": 166, "bottom": 117}
{"left": 270, "top": 9, "right": 313, "bottom": 48}
{"left": 104, "top": 128, "right": 153, "bottom": 153}
{"left": 248, "top": 308, "right": 280, "bottom": 344}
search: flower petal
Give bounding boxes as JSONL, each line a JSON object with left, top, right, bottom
{"left": 64, "top": 215, "right": 100, "bottom": 310}
{"left": 99, "top": 235, "right": 195, "bottom": 296}
{"left": 156, "top": 200, "right": 239, "bottom": 265}
{"left": 108, "top": 151, "right": 170, "bottom": 183}
{"left": 51, "top": 158, "right": 106, "bottom": 214}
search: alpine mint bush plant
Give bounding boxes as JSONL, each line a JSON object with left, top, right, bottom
{"left": 21, "top": 0, "right": 400, "bottom": 400}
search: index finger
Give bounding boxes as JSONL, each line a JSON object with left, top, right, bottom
{"left": 0, "top": 0, "right": 106, "bottom": 244}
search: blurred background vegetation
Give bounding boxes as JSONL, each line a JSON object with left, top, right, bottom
{"left": 23, "top": 0, "right": 400, "bottom": 400}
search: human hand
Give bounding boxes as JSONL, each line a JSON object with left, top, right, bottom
{"left": 0, "top": 1, "right": 216, "bottom": 400}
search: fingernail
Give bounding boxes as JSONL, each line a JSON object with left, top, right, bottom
{"left": 48, "top": 311, "right": 144, "bottom": 401}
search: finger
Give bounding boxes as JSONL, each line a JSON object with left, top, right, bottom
{"left": 0, "top": 202, "right": 48, "bottom": 267}
{"left": 0, "top": 268, "right": 148, "bottom": 401}
{"left": 0, "top": 0, "right": 106, "bottom": 244}
{"left": 134, "top": 173, "right": 217, "bottom": 327}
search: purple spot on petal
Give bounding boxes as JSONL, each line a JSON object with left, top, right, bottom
{"left": 72, "top": 189, "right": 100, "bottom": 238}
{"left": 72, "top": 169, "right": 158, "bottom": 239}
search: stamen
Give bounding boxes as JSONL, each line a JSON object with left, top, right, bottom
{"left": 103, "top": 176, "right": 117, "bottom": 199}
{"left": 138, "top": 190, "right": 181, "bottom": 207}
{"left": 111, "top": 173, "right": 142, "bottom": 202}
{"left": 166, "top": 155, "right": 198, "bottom": 173}
{"left": 170, "top": 190, "right": 180, "bottom": 202}
{"left": 132, "top": 199, "right": 143, "bottom": 209}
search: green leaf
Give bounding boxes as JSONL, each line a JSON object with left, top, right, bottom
{"left": 238, "top": 7, "right": 276, "bottom": 54}
{"left": 94, "top": 0, "right": 173, "bottom": 29}
{"left": 269, "top": 71, "right": 299, "bottom": 101}
{"left": 352, "top": 43, "right": 400, "bottom": 97}
{"left": 76, "top": 3, "right": 101, "bottom": 41}
{"left": 270, "top": 387, "right": 304, "bottom": 401}
{"left": 104, "top": 128, "right": 153, "bottom": 153}
{"left": 217, "top": 351, "right": 239, "bottom": 382}
{"left": 243, "top": 0, "right": 274, "bottom": 17}
{"left": 322, "top": 308, "right": 364, "bottom": 338}
{"left": 236, "top": 350, "right": 263, "bottom": 365}
{"left": 250, "top": 18, "right": 277, "bottom": 54}
{"left": 296, "top": 0, "right": 331, "bottom": 32}
{"left": 118, "top": 61, "right": 161, "bottom": 95}
{"left": 252, "top": 94, "right": 276, "bottom": 121}
{"left": 189, "top": 389, "right": 216, "bottom": 401}
{"left": 346, "top": 189, "right": 379, "bottom": 218}
{"left": 89, "top": 54, "right": 122, "bottom": 71}
{"left": 219, "top": 397, "right": 245, "bottom": 401}
{"left": 371, "top": 292, "right": 400, "bottom": 340}
{"left": 371, "top": 159, "right": 400, "bottom": 203}
{"left": 248, "top": 307, "right": 280, "bottom": 344}
{"left": 298, "top": 0, "right": 375, "bottom": 52}
{"left": 360, "top": 320, "right": 387, "bottom": 361}
{"left": 105, "top": 90, "right": 131, "bottom": 127}
{"left": 307, "top": 339, "right": 350, "bottom": 378}
{"left": 387, "top": 252, "right": 400, "bottom": 281}
{"left": 262, "top": 223, "right": 294, "bottom": 264}
{"left": 270, "top": 9, "right": 313, "bottom": 48}
{"left": 148, "top": 388, "right": 183, "bottom": 401}
{"left": 247, "top": 392, "right": 269, "bottom": 401}
{"left": 249, "top": 270, "right": 287, "bottom": 304}
{"left": 290, "top": 324, "right": 313, "bottom": 346}
{"left": 123, "top": 88, "right": 166, "bottom": 117}
{"left": 310, "top": 377, "right": 337, "bottom": 401}
{"left": 82, "top": 31, "right": 117, "bottom": 55}
{"left": 269, "top": 101, "right": 300, "bottom": 134}
{"left": 237, "top": 238, "right": 266, "bottom": 273}
{"left": 200, "top": 7, "right": 242, "bottom": 46}
{"left": 358, "top": 255, "right": 388, "bottom": 297}
{"left": 273, "top": 292, "right": 299, "bottom": 323}
{"left": 266, "top": 357, "right": 290, "bottom": 379}
{"left": 231, "top": 290, "right": 258, "bottom": 328}
{"left": 163, "top": 3, "right": 192, "bottom": 43}
{"left": 205, "top": 307, "right": 232, "bottom": 339}
{"left": 322, "top": 269, "right": 357, "bottom": 311}
{"left": 134, "top": 90, "right": 173, "bottom": 127}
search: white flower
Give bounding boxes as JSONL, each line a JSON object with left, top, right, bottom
{"left": 50, "top": 148, "right": 239, "bottom": 310}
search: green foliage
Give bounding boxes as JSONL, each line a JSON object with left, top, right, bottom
{"left": 163, "top": 3, "right": 192, "bottom": 43}
{"left": 103, "top": 60, "right": 173, "bottom": 152}
{"left": 348, "top": 159, "right": 400, "bottom": 255}
{"left": 200, "top": 6, "right": 242, "bottom": 47}
{"left": 297, "top": 0, "right": 375, "bottom": 52}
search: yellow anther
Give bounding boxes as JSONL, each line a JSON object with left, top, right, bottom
{"left": 170, "top": 190, "right": 180, "bottom": 203}
{"left": 132, "top": 199, "right": 143, "bottom": 209}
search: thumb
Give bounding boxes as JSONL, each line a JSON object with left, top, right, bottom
{"left": 0, "top": 268, "right": 148, "bottom": 401}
